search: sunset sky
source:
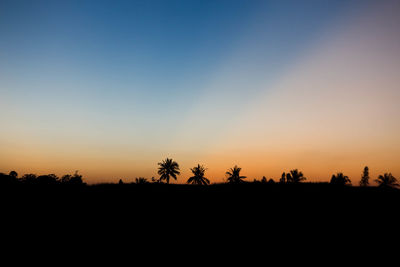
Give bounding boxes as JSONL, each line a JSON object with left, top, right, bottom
{"left": 1, "top": 0, "right": 399, "bottom": 184}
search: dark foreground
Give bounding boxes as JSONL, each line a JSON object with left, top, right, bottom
{"left": 2, "top": 182, "right": 399, "bottom": 258}
{"left": 3, "top": 182, "right": 399, "bottom": 220}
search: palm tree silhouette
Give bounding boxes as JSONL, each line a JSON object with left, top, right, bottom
{"left": 375, "top": 173, "right": 399, "bottom": 188}
{"left": 286, "top": 169, "right": 306, "bottom": 183}
{"left": 187, "top": 164, "right": 210, "bottom": 185}
{"left": 330, "top": 172, "right": 351, "bottom": 185}
{"left": 225, "top": 165, "right": 247, "bottom": 183}
{"left": 157, "top": 158, "right": 180, "bottom": 184}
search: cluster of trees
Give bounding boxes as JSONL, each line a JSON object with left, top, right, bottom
{"left": 133, "top": 158, "right": 398, "bottom": 188}
{"left": 1, "top": 158, "right": 398, "bottom": 188}
{"left": 0, "top": 171, "right": 84, "bottom": 185}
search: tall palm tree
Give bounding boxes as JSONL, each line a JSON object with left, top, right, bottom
{"left": 375, "top": 173, "right": 398, "bottom": 188}
{"left": 187, "top": 164, "right": 210, "bottom": 185}
{"left": 330, "top": 172, "right": 351, "bottom": 185}
{"left": 226, "top": 165, "right": 247, "bottom": 183}
{"left": 286, "top": 169, "right": 306, "bottom": 183}
{"left": 157, "top": 158, "right": 180, "bottom": 184}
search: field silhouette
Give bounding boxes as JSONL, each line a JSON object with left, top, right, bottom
{"left": 2, "top": 159, "right": 399, "bottom": 220}
{"left": 2, "top": 162, "right": 399, "bottom": 257}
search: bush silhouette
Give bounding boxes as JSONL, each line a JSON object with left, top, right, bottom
{"left": 21, "top": 174, "right": 37, "bottom": 184}
{"left": 135, "top": 177, "right": 149, "bottom": 184}
{"left": 36, "top": 174, "right": 59, "bottom": 185}
{"left": 0, "top": 172, "right": 18, "bottom": 185}
{"left": 60, "top": 171, "right": 84, "bottom": 185}
{"left": 9, "top": 171, "right": 18, "bottom": 179}
{"left": 285, "top": 169, "right": 306, "bottom": 183}
{"left": 375, "top": 173, "right": 398, "bottom": 188}
{"left": 280, "top": 172, "right": 286, "bottom": 183}
{"left": 330, "top": 172, "right": 351, "bottom": 186}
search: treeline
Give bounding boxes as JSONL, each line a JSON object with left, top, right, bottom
{"left": 0, "top": 170, "right": 84, "bottom": 186}
{"left": 1, "top": 158, "right": 398, "bottom": 188}
{"left": 152, "top": 158, "right": 398, "bottom": 188}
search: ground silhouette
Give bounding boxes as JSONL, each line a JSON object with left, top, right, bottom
{"left": 1, "top": 164, "right": 399, "bottom": 225}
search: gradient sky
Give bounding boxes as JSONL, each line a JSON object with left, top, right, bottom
{"left": 1, "top": 0, "right": 399, "bottom": 184}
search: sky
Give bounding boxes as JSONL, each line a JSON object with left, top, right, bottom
{"left": 1, "top": 0, "right": 399, "bottom": 184}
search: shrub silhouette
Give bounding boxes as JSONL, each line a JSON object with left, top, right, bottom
{"left": 375, "top": 173, "right": 398, "bottom": 188}
{"left": 187, "top": 164, "right": 210, "bottom": 185}
{"left": 135, "top": 177, "right": 149, "bottom": 184}
{"left": 330, "top": 172, "right": 351, "bottom": 186}
{"left": 36, "top": 174, "right": 59, "bottom": 185}
{"left": 69, "top": 171, "right": 84, "bottom": 185}
{"left": 9, "top": 171, "right": 18, "bottom": 179}
{"left": 280, "top": 172, "right": 286, "bottom": 183}
{"left": 360, "top": 166, "right": 369, "bottom": 187}
{"left": 225, "top": 165, "right": 246, "bottom": 183}
{"left": 61, "top": 174, "right": 72, "bottom": 183}
{"left": 21, "top": 174, "right": 37, "bottom": 184}
{"left": 151, "top": 177, "right": 161, "bottom": 183}
{"left": 157, "top": 158, "right": 180, "bottom": 184}
{"left": 0, "top": 172, "right": 18, "bottom": 185}
{"left": 60, "top": 171, "right": 84, "bottom": 185}
{"left": 286, "top": 169, "right": 306, "bottom": 183}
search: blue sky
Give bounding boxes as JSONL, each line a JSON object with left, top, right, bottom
{"left": 1, "top": 0, "right": 354, "bottom": 100}
{"left": 1, "top": 0, "right": 355, "bottom": 132}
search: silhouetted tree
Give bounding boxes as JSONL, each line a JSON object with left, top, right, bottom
{"left": 21, "top": 174, "right": 37, "bottom": 184}
{"left": 151, "top": 177, "right": 160, "bottom": 183}
{"left": 61, "top": 174, "right": 72, "bottom": 183}
{"left": 225, "top": 165, "right": 246, "bottom": 183}
{"left": 286, "top": 169, "right": 306, "bottom": 183}
{"left": 135, "top": 177, "right": 149, "bottom": 184}
{"left": 157, "top": 158, "right": 180, "bottom": 184}
{"left": 61, "top": 171, "right": 84, "bottom": 185}
{"left": 119, "top": 179, "right": 124, "bottom": 184}
{"left": 0, "top": 172, "right": 18, "bottom": 184}
{"left": 330, "top": 172, "right": 351, "bottom": 186}
{"left": 375, "top": 173, "right": 398, "bottom": 188}
{"left": 280, "top": 172, "right": 286, "bottom": 183}
{"left": 260, "top": 177, "right": 274, "bottom": 184}
{"left": 70, "top": 171, "right": 84, "bottom": 184}
{"left": 360, "top": 166, "right": 369, "bottom": 187}
{"left": 36, "top": 174, "right": 59, "bottom": 185}
{"left": 187, "top": 164, "right": 210, "bottom": 185}
{"left": 9, "top": 171, "right": 18, "bottom": 179}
